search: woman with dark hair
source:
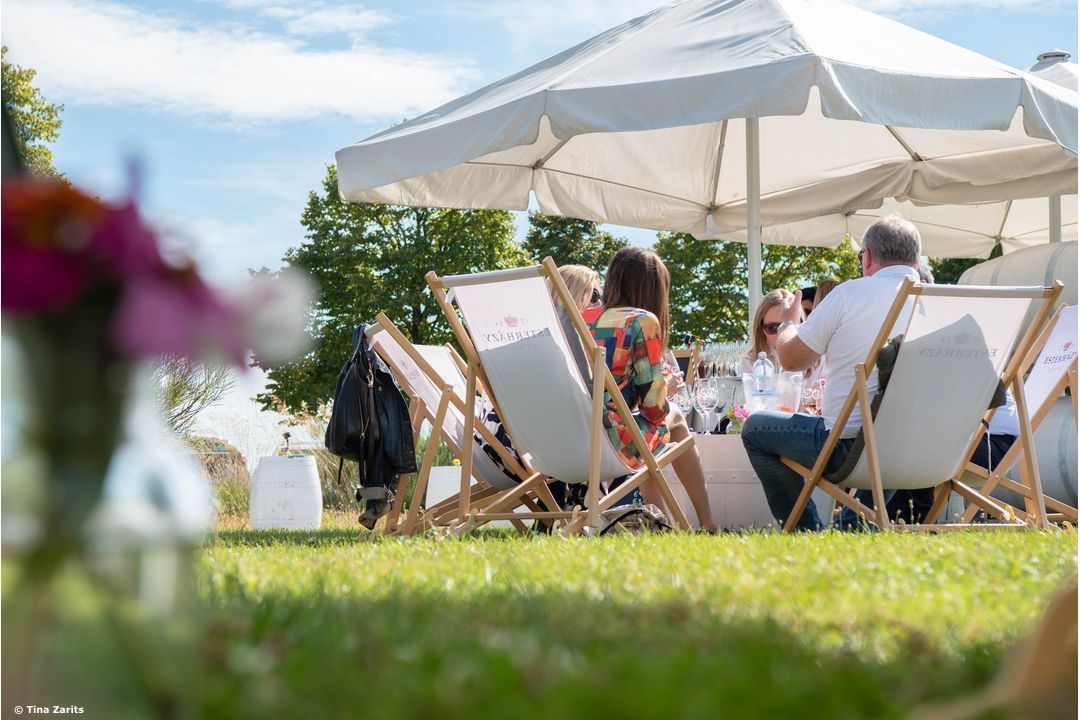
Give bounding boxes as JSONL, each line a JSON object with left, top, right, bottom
{"left": 581, "top": 247, "right": 717, "bottom": 532}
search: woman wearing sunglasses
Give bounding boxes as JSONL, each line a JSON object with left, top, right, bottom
{"left": 741, "top": 289, "right": 827, "bottom": 411}
{"left": 741, "top": 289, "right": 799, "bottom": 376}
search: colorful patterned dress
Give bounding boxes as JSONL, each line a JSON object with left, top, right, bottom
{"left": 581, "top": 305, "right": 669, "bottom": 468}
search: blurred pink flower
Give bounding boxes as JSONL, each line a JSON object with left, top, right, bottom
{"left": 3, "top": 176, "right": 251, "bottom": 366}
{"left": 2, "top": 239, "right": 90, "bottom": 313}
{"left": 2, "top": 179, "right": 103, "bottom": 314}
{"left": 89, "top": 201, "right": 169, "bottom": 277}
{"left": 111, "top": 273, "right": 248, "bottom": 366}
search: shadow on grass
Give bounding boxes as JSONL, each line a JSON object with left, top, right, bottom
{"left": 24, "top": 579, "right": 1017, "bottom": 720}
{"left": 210, "top": 527, "right": 524, "bottom": 549}
{"left": 211, "top": 528, "right": 376, "bottom": 548}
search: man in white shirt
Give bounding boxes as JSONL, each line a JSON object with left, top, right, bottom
{"left": 741, "top": 216, "right": 922, "bottom": 530}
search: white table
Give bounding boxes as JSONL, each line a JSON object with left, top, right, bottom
{"left": 662, "top": 434, "right": 836, "bottom": 530}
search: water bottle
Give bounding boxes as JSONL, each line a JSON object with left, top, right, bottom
{"left": 751, "top": 352, "right": 775, "bottom": 392}
{"left": 748, "top": 352, "right": 776, "bottom": 413}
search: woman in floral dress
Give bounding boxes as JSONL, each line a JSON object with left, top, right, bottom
{"left": 581, "top": 247, "right": 717, "bottom": 532}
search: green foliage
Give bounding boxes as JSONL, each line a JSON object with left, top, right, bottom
{"left": 655, "top": 234, "right": 861, "bottom": 344}
{"left": 929, "top": 242, "right": 1002, "bottom": 285}
{"left": 188, "top": 436, "right": 250, "bottom": 514}
{"left": 256, "top": 165, "right": 529, "bottom": 415}
{"left": 154, "top": 357, "right": 234, "bottom": 436}
{"left": 524, "top": 212, "right": 628, "bottom": 271}
{"left": 414, "top": 431, "right": 456, "bottom": 468}
{"left": 1, "top": 46, "right": 63, "bottom": 176}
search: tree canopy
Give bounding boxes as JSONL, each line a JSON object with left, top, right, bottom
{"left": 655, "top": 234, "right": 861, "bottom": 344}
{"left": 1, "top": 46, "right": 63, "bottom": 176}
{"left": 255, "top": 165, "right": 528, "bottom": 415}
{"left": 523, "top": 212, "right": 627, "bottom": 271}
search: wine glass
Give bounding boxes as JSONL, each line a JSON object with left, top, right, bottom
{"left": 802, "top": 378, "right": 825, "bottom": 416}
{"left": 713, "top": 380, "right": 730, "bottom": 417}
{"left": 669, "top": 384, "right": 695, "bottom": 417}
{"left": 693, "top": 379, "right": 719, "bottom": 433}
{"left": 662, "top": 349, "right": 682, "bottom": 376}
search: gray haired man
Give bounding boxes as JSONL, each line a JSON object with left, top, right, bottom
{"left": 741, "top": 215, "right": 922, "bottom": 530}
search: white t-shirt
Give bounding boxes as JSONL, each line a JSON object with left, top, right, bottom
{"left": 987, "top": 390, "right": 1020, "bottom": 437}
{"left": 795, "top": 265, "right": 920, "bottom": 439}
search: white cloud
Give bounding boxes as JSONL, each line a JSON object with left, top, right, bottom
{"left": 154, "top": 212, "right": 295, "bottom": 284}
{"left": 1, "top": 0, "right": 475, "bottom": 122}
{"left": 210, "top": 0, "right": 393, "bottom": 40}
{"left": 283, "top": 6, "right": 392, "bottom": 38}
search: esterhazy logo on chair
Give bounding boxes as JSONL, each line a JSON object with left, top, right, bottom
{"left": 917, "top": 331, "right": 998, "bottom": 359}
{"left": 1042, "top": 340, "right": 1077, "bottom": 365}
{"left": 482, "top": 314, "right": 552, "bottom": 343}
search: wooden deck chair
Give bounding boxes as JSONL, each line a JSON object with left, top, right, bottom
{"left": 365, "top": 314, "right": 560, "bottom": 535}
{"left": 779, "top": 279, "right": 1063, "bottom": 533}
{"left": 426, "top": 257, "right": 695, "bottom": 536}
{"left": 673, "top": 342, "right": 702, "bottom": 388}
{"left": 955, "top": 305, "right": 1078, "bottom": 525}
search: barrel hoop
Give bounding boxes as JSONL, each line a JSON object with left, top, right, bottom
{"left": 1044, "top": 243, "right": 1070, "bottom": 288}
{"left": 989, "top": 257, "right": 1004, "bottom": 285}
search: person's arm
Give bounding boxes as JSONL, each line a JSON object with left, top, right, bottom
{"left": 777, "top": 289, "right": 824, "bottom": 372}
{"left": 632, "top": 315, "right": 669, "bottom": 423}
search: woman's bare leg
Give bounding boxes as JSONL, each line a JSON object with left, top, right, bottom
{"left": 666, "top": 406, "right": 717, "bottom": 531}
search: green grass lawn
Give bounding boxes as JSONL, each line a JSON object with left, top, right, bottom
{"left": 9, "top": 515, "right": 1077, "bottom": 719}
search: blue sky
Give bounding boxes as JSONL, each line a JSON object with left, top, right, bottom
{"left": 3, "top": 0, "right": 1077, "bottom": 285}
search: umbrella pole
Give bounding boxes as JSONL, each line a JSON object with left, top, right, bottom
{"left": 746, "top": 117, "right": 762, "bottom": 341}
{"left": 1049, "top": 194, "right": 1062, "bottom": 243}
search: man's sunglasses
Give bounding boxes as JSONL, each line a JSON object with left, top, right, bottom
{"left": 762, "top": 322, "right": 782, "bottom": 335}
{"left": 858, "top": 247, "right": 865, "bottom": 263}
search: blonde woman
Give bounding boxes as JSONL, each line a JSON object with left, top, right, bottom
{"left": 742, "top": 289, "right": 827, "bottom": 412}
{"left": 811, "top": 279, "right": 840, "bottom": 311}
{"left": 555, "top": 264, "right": 602, "bottom": 309}
{"left": 740, "top": 289, "right": 799, "bottom": 376}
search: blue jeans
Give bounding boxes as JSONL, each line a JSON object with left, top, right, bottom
{"left": 741, "top": 412, "right": 855, "bottom": 531}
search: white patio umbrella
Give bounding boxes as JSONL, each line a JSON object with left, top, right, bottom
{"left": 718, "top": 194, "right": 1078, "bottom": 257}
{"left": 717, "top": 52, "right": 1080, "bottom": 258}
{"left": 335, "top": 0, "right": 1078, "bottom": 336}
{"left": 1031, "top": 50, "right": 1079, "bottom": 93}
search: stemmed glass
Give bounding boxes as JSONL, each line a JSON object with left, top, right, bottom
{"left": 662, "top": 349, "right": 695, "bottom": 417}
{"left": 801, "top": 378, "right": 825, "bottom": 415}
{"left": 713, "top": 381, "right": 730, "bottom": 419}
{"left": 693, "top": 378, "right": 719, "bottom": 433}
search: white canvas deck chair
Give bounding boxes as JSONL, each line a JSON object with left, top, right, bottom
{"left": 426, "top": 257, "right": 695, "bottom": 536}
{"left": 365, "top": 314, "right": 560, "bottom": 536}
{"left": 780, "top": 279, "right": 1062, "bottom": 532}
{"left": 954, "top": 304, "right": 1078, "bottom": 525}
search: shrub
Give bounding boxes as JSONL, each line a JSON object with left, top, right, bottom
{"left": 188, "top": 436, "right": 250, "bottom": 515}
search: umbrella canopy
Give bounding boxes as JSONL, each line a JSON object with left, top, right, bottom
{"left": 1030, "top": 51, "right": 1078, "bottom": 92}
{"left": 715, "top": 52, "right": 1080, "bottom": 257}
{"left": 718, "top": 195, "right": 1078, "bottom": 257}
{"left": 336, "top": 0, "right": 1077, "bottom": 236}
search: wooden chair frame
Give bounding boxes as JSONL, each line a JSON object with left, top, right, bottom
{"left": 366, "top": 313, "right": 561, "bottom": 536}
{"left": 955, "top": 304, "right": 1078, "bottom": 525}
{"left": 779, "top": 279, "right": 1063, "bottom": 533}
{"left": 426, "top": 257, "right": 695, "bottom": 536}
